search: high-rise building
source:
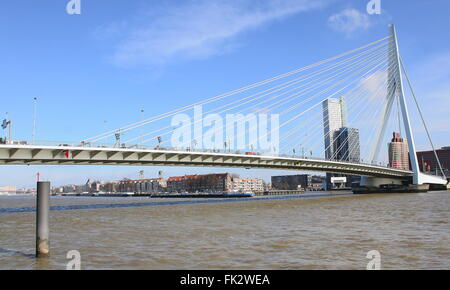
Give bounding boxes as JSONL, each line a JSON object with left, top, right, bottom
{"left": 333, "top": 127, "right": 360, "bottom": 163}
{"left": 388, "top": 132, "right": 409, "bottom": 170}
{"left": 323, "top": 97, "right": 347, "bottom": 159}
{"left": 330, "top": 127, "right": 361, "bottom": 189}
{"left": 322, "top": 97, "right": 360, "bottom": 189}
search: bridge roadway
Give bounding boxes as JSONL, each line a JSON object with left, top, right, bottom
{"left": 0, "top": 144, "right": 413, "bottom": 179}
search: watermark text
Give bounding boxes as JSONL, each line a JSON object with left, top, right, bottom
{"left": 66, "top": 250, "right": 81, "bottom": 270}
{"left": 66, "top": 0, "right": 81, "bottom": 15}
{"left": 367, "top": 0, "right": 381, "bottom": 15}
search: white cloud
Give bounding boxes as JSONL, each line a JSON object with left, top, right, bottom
{"left": 328, "top": 8, "right": 372, "bottom": 36}
{"left": 361, "top": 70, "right": 388, "bottom": 101}
{"left": 97, "top": 0, "right": 330, "bottom": 67}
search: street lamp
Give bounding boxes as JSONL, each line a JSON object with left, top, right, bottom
{"left": 114, "top": 130, "right": 121, "bottom": 147}
{"left": 2, "top": 112, "right": 12, "bottom": 144}
{"left": 157, "top": 136, "right": 162, "bottom": 148}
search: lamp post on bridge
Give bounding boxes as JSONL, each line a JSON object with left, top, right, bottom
{"left": 2, "top": 113, "right": 12, "bottom": 145}
{"left": 114, "top": 130, "right": 121, "bottom": 148}
{"left": 157, "top": 136, "right": 162, "bottom": 149}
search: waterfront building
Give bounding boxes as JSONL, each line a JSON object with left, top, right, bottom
{"left": 166, "top": 176, "right": 185, "bottom": 193}
{"left": 118, "top": 178, "right": 167, "bottom": 194}
{"left": 416, "top": 146, "right": 450, "bottom": 178}
{"left": 88, "top": 180, "right": 102, "bottom": 193}
{"left": 232, "top": 178, "right": 264, "bottom": 192}
{"left": 0, "top": 185, "right": 16, "bottom": 194}
{"left": 62, "top": 184, "right": 76, "bottom": 193}
{"left": 75, "top": 184, "right": 90, "bottom": 194}
{"left": 186, "top": 173, "right": 233, "bottom": 193}
{"left": 310, "top": 175, "right": 326, "bottom": 191}
{"left": 388, "top": 132, "right": 409, "bottom": 170}
{"left": 271, "top": 174, "right": 325, "bottom": 191}
{"left": 167, "top": 173, "right": 233, "bottom": 193}
{"left": 102, "top": 182, "right": 118, "bottom": 193}
{"left": 272, "top": 174, "right": 310, "bottom": 190}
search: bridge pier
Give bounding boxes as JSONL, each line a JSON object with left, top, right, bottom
{"left": 36, "top": 181, "right": 50, "bottom": 258}
{"left": 356, "top": 176, "right": 429, "bottom": 194}
{"left": 360, "top": 176, "right": 403, "bottom": 188}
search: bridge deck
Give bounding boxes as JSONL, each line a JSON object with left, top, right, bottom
{"left": 0, "top": 144, "right": 413, "bottom": 178}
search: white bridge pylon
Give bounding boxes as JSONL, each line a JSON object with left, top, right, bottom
{"left": 369, "top": 25, "right": 447, "bottom": 185}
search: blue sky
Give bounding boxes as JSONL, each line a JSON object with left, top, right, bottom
{"left": 1, "top": 0, "right": 450, "bottom": 188}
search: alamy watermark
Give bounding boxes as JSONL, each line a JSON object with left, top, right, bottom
{"left": 367, "top": 0, "right": 381, "bottom": 15}
{"left": 65, "top": 1, "right": 380, "bottom": 16}
{"left": 170, "top": 105, "right": 280, "bottom": 154}
{"left": 366, "top": 250, "right": 381, "bottom": 270}
{"left": 66, "top": 250, "right": 81, "bottom": 270}
{"left": 66, "top": 0, "right": 81, "bottom": 15}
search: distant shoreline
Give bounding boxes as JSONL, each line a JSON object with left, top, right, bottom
{"left": 0, "top": 192, "right": 354, "bottom": 214}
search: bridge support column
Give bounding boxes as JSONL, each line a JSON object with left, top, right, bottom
{"left": 36, "top": 181, "right": 50, "bottom": 258}
{"left": 357, "top": 176, "right": 429, "bottom": 194}
{"left": 360, "top": 176, "right": 403, "bottom": 188}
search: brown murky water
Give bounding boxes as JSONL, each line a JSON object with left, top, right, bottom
{"left": 0, "top": 191, "right": 449, "bottom": 270}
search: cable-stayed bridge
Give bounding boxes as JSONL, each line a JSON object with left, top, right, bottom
{"left": 0, "top": 25, "right": 447, "bottom": 188}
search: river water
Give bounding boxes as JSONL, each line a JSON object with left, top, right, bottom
{"left": 0, "top": 191, "right": 449, "bottom": 270}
